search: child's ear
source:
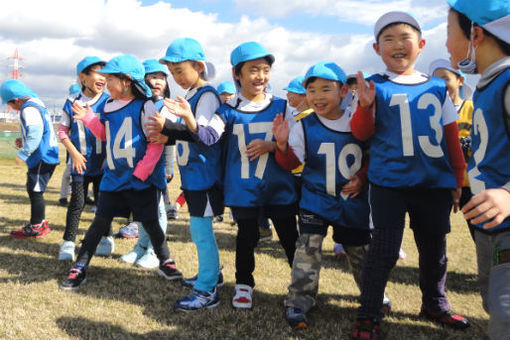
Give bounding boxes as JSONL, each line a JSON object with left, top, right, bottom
{"left": 78, "top": 73, "right": 86, "bottom": 84}
{"left": 373, "top": 42, "right": 381, "bottom": 56}
{"left": 232, "top": 66, "right": 239, "bottom": 81}
{"left": 340, "top": 84, "right": 349, "bottom": 98}
{"left": 459, "top": 76, "right": 465, "bottom": 86}
{"left": 418, "top": 38, "right": 426, "bottom": 51}
{"left": 472, "top": 26, "right": 485, "bottom": 47}
{"left": 194, "top": 61, "right": 205, "bottom": 74}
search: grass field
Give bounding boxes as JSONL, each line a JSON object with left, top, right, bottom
{"left": 0, "top": 153, "right": 489, "bottom": 339}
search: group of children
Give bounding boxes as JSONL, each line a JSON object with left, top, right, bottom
{"left": 1, "top": 0, "right": 509, "bottom": 338}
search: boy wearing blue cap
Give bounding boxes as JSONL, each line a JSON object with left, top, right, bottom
{"left": 217, "top": 81, "right": 236, "bottom": 104}
{"left": 147, "top": 38, "right": 224, "bottom": 311}
{"left": 284, "top": 75, "right": 310, "bottom": 118}
{"left": 446, "top": 1, "right": 510, "bottom": 338}
{"left": 60, "top": 55, "right": 182, "bottom": 291}
{"left": 58, "top": 56, "right": 111, "bottom": 261}
{"left": 274, "top": 61, "right": 391, "bottom": 330}
{"left": 1, "top": 80, "right": 59, "bottom": 238}
{"left": 350, "top": 11, "right": 470, "bottom": 338}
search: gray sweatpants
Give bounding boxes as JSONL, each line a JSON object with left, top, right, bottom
{"left": 474, "top": 229, "right": 510, "bottom": 340}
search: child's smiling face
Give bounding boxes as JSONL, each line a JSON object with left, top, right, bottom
{"left": 79, "top": 64, "right": 106, "bottom": 97}
{"left": 374, "top": 23, "right": 425, "bottom": 75}
{"left": 105, "top": 74, "right": 129, "bottom": 100}
{"left": 305, "top": 77, "right": 344, "bottom": 120}
{"left": 235, "top": 58, "right": 271, "bottom": 100}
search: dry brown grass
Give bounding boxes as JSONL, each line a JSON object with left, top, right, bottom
{"left": 0, "top": 155, "right": 489, "bottom": 340}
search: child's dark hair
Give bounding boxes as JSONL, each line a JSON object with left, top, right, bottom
{"left": 376, "top": 22, "right": 421, "bottom": 42}
{"left": 346, "top": 77, "right": 358, "bottom": 86}
{"left": 114, "top": 73, "right": 148, "bottom": 100}
{"left": 233, "top": 56, "right": 274, "bottom": 88}
{"left": 304, "top": 76, "right": 343, "bottom": 89}
{"left": 450, "top": 8, "right": 510, "bottom": 56}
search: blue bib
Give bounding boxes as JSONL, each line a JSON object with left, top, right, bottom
{"left": 468, "top": 68, "right": 510, "bottom": 232}
{"left": 300, "top": 113, "right": 370, "bottom": 229}
{"left": 100, "top": 99, "right": 165, "bottom": 191}
{"left": 175, "top": 86, "right": 223, "bottom": 191}
{"left": 20, "top": 100, "right": 59, "bottom": 168}
{"left": 63, "top": 92, "right": 109, "bottom": 176}
{"left": 367, "top": 74, "right": 456, "bottom": 188}
{"left": 218, "top": 96, "right": 297, "bottom": 207}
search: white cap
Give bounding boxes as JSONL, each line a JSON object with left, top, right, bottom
{"left": 374, "top": 11, "right": 421, "bottom": 41}
{"left": 428, "top": 59, "right": 464, "bottom": 77}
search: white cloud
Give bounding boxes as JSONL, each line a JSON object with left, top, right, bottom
{"left": 0, "top": 0, "right": 459, "bottom": 112}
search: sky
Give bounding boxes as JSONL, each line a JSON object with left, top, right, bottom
{"left": 0, "top": 0, "right": 475, "bottom": 112}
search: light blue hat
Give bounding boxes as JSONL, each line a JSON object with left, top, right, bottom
{"left": 428, "top": 58, "right": 465, "bottom": 77}
{"left": 1, "top": 80, "right": 38, "bottom": 104}
{"left": 447, "top": 0, "right": 510, "bottom": 44}
{"left": 76, "top": 56, "right": 105, "bottom": 76}
{"left": 303, "top": 61, "right": 347, "bottom": 86}
{"left": 159, "top": 38, "right": 205, "bottom": 63}
{"left": 143, "top": 59, "right": 169, "bottom": 76}
{"left": 230, "top": 42, "right": 275, "bottom": 67}
{"left": 374, "top": 11, "right": 421, "bottom": 40}
{"left": 283, "top": 76, "right": 306, "bottom": 94}
{"left": 217, "top": 81, "right": 236, "bottom": 94}
{"left": 99, "top": 55, "right": 152, "bottom": 98}
{"left": 69, "top": 83, "right": 81, "bottom": 95}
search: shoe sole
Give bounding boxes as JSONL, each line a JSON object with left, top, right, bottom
{"left": 232, "top": 302, "right": 253, "bottom": 310}
{"left": 175, "top": 300, "right": 220, "bottom": 312}
{"left": 58, "top": 254, "right": 75, "bottom": 261}
{"left": 59, "top": 278, "right": 87, "bottom": 291}
{"left": 11, "top": 229, "right": 51, "bottom": 239}
{"left": 291, "top": 321, "right": 308, "bottom": 330}
{"left": 156, "top": 269, "right": 183, "bottom": 281}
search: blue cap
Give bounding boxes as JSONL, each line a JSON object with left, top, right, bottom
{"left": 447, "top": 0, "right": 510, "bottom": 44}
{"left": 99, "top": 55, "right": 151, "bottom": 98}
{"left": 76, "top": 56, "right": 105, "bottom": 76}
{"left": 303, "top": 61, "right": 347, "bottom": 86}
{"left": 230, "top": 42, "right": 275, "bottom": 67}
{"left": 217, "top": 81, "right": 236, "bottom": 94}
{"left": 69, "top": 83, "right": 81, "bottom": 95}
{"left": 159, "top": 38, "right": 206, "bottom": 64}
{"left": 1, "top": 80, "right": 38, "bottom": 104}
{"left": 143, "top": 59, "right": 169, "bottom": 76}
{"left": 283, "top": 76, "right": 306, "bottom": 94}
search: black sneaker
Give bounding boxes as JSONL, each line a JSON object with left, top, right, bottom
{"left": 286, "top": 307, "right": 308, "bottom": 330}
{"left": 157, "top": 260, "right": 183, "bottom": 281}
{"left": 85, "top": 196, "right": 95, "bottom": 205}
{"left": 351, "top": 318, "right": 381, "bottom": 340}
{"left": 58, "top": 198, "right": 68, "bottom": 207}
{"left": 60, "top": 264, "right": 87, "bottom": 291}
{"left": 420, "top": 309, "right": 470, "bottom": 330}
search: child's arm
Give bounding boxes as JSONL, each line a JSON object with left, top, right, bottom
{"left": 71, "top": 102, "right": 106, "bottom": 141}
{"left": 273, "top": 113, "right": 302, "bottom": 170}
{"left": 17, "top": 107, "right": 43, "bottom": 164}
{"left": 341, "top": 155, "right": 369, "bottom": 199}
{"left": 58, "top": 124, "right": 87, "bottom": 174}
{"left": 462, "top": 188, "right": 510, "bottom": 229}
{"left": 350, "top": 72, "right": 376, "bottom": 141}
{"left": 444, "top": 121, "right": 465, "bottom": 212}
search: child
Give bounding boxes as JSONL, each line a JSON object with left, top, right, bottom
{"left": 119, "top": 58, "right": 176, "bottom": 269}
{"left": 446, "top": 1, "right": 510, "bottom": 338}
{"left": 429, "top": 58, "right": 476, "bottom": 239}
{"left": 1, "top": 80, "right": 59, "bottom": 238}
{"left": 59, "top": 54, "right": 182, "bottom": 291}
{"left": 217, "top": 81, "right": 236, "bottom": 104}
{"left": 273, "top": 61, "right": 391, "bottom": 329}
{"left": 156, "top": 41, "right": 300, "bottom": 309}
{"left": 148, "top": 38, "right": 224, "bottom": 311}
{"left": 350, "top": 11, "right": 470, "bottom": 338}
{"left": 58, "top": 56, "right": 112, "bottom": 261}
{"left": 284, "top": 75, "right": 311, "bottom": 118}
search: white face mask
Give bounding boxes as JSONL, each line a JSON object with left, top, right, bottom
{"left": 457, "top": 22, "right": 478, "bottom": 74}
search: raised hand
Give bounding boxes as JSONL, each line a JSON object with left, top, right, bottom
{"left": 146, "top": 111, "right": 165, "bottom": 137}
{"left": 164, "top": 96, "right": 193, "bottom": 120}
{"left": 71, "top": 102, "right": 91, "bottom": 121}
{"left": 356, "top": 71, "right": 375, "bottom": 109}
{"left": 272, "top": 113, "right": 289, "bottom": 152}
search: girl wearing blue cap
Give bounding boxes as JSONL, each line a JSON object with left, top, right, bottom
{"left": 120, "top": 59, "right": 176, "bottom": 269}
{"left": 273, "top": 61, "right": 390, "bottom": 329}
{"left": 0, "top": 80, "right": 59, "bottom": 239}
{"left": 217, "top": 81, "right": 236, "bottom": 104}
{"left": 157, "top": 41, "right": 299, "bottom": 309}
{"left": 58, "top": 56, "right": 111, "bottom": 261}
{"left": 147, "top": 37, "right": 224, "bottom": 311}
{"left": 446, "top": 1, "right": 510, "bottom": 338}
{"left": 60, "top": 55, "right": 182, "bottom": 291}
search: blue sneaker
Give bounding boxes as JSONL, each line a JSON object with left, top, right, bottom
{"left": 181, "top": 271, "right": 224, "bottom": 288}
{"left": 173, "top": 288, "right": 219, "bottom": 311}
{"left": 114, "top": 221, "right": 139, "bottom": 239}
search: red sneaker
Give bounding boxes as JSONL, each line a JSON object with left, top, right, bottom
{"left": 420, "top": 309, "right": 470, "bottom": 330}
{"left": 351, "top": 318, "right": 380, "bottom": 340}
{"left": 11, "top": 221, "right": 51, "bottom": 239}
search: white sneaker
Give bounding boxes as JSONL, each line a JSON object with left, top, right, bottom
{"left": 232, "top": 284, "right": 253, "bottom": 309}
{"left": 59, "top": 241, "right": 75, "bottom": 261}
{"left": 95, "top": 236, "right": 114, "bottom": 257}
{"left": 135, "top": 248, "right": 159, "bottom": 269}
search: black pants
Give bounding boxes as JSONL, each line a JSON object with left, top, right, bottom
{"left": 26, "top": 161, "right": 57, "bottom": 224}
{"left": 232, "top": 204, "right": 298, "bottom": 287}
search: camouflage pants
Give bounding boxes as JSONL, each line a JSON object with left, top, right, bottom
{"left": 284, "top": 233, "right": 368, "bottom": 312}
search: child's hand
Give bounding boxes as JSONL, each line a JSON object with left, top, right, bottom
{"left": 72, "top": 102, "right": 91, "bottom": 121}
{"left": 272, "top": 113, "right": 289, "bottom": 152}
{"left": 164, "top": 96, "right": 193, "bottom": 120}
{"left": 356, "top": 71, "right": 375, "bottom": 109}
{"left": 451, "top": 188, "right": 462, "bottom": 213}
{"left": 14, "top": 137, "right": 22, "bottom": 149}
{"left": 146, "top": 111, "right": 165, "bottom": 136}
{"left": 149, "top": 133, "right": 169, "bottom": 145}
{"left": 71, "top": 152, "right": 87, "bottom": 174}
{"left": 462, "top": 188, "right": 510, "bottom": 229}
{"left": 15, "top": 156, "right": 24, "bottom": 165}
{"left": 341, "top": 175, "right": 363, "bottom": 199}
{"left": 246, "top": 139, "right": 273, "bottom": 161}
